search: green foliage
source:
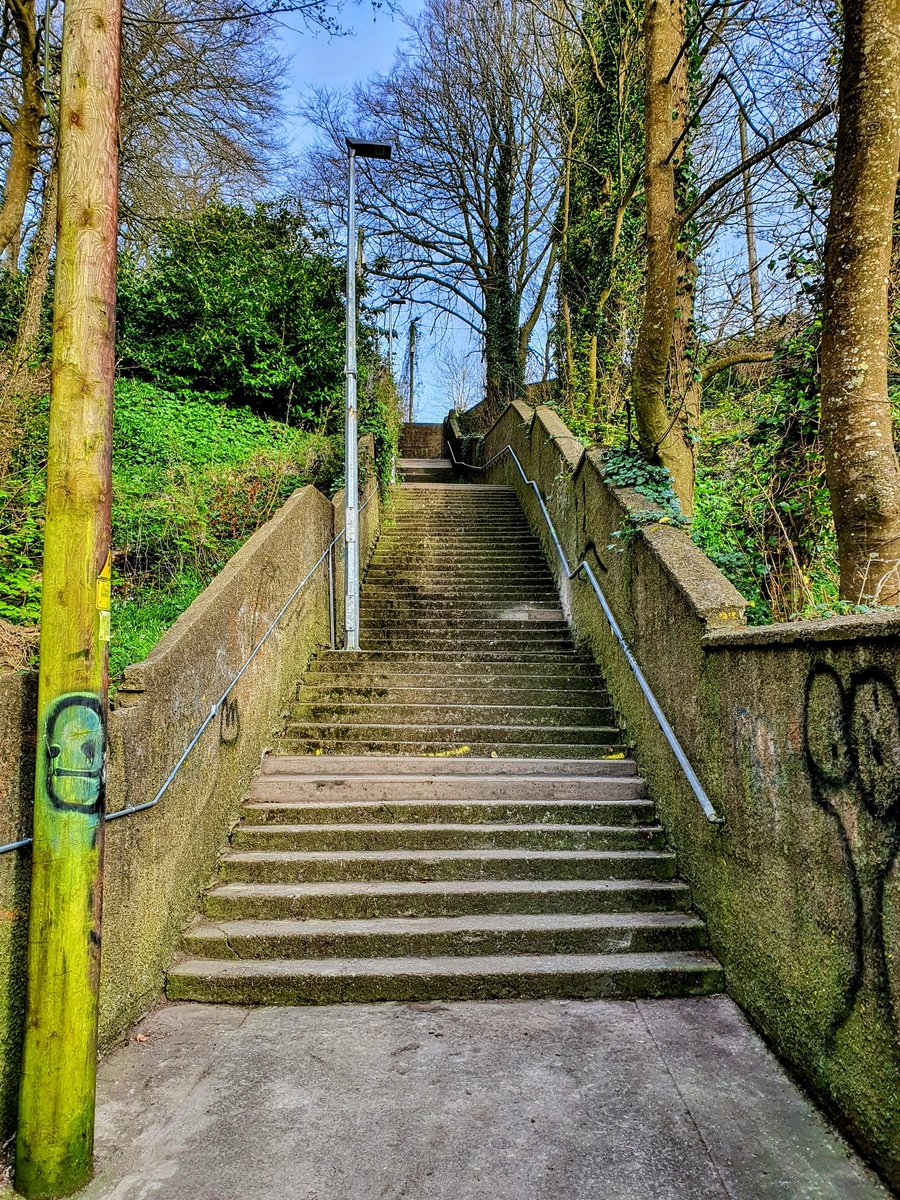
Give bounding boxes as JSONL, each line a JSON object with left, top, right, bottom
{"left": 0, "top": 269, "right": 26, "bottom": 349}
{"left": 359, "top": 365, "right": 403, "bottom": 492}
{"left": 601, "top": 447, "right": 688, "bottom": 549}
{"left": 0, "top": 382, "right": 343, "bottom": 672}
{"left": 0, "top": 196, "right": 402, "bottom": 676}
{"left": 108, "top": 572, "right": 206, "bottom": 681}
{"left": 117, "top": 200, "right": 346, "bottom": 423}
{"left": 692, "top": 323, "right": 839, "bottom": 623}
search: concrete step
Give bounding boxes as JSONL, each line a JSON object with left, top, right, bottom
{"left": 166, "top": 950, "right": 724, "bottom": 1005}
{"left": 260, "top": 755, "right": 638, "bottom": 777}
{"left": 310, "top": 650, "right": 592, "bottom": 665}
{"left": 358, "top": 601, "right": 565, "bottom": 617}
{"left": 282, "top": 722, "right": 621, "bottom": 746}
{"left": 360, "top": 590, "right": 563, "bottom": 605}
{"left": 354, "top": 634, "right": 577, "bottom": 650}
{"left": 362, "top": 573, "right": 561, "bottom": 588}
{"left": 279, "top": 739, "right": 628, "bottom": 758}
{"left": 287, "top": 703, "right": 614, "bottom": 729}
{"left": 230, "top": 822, "right": 665, "bottom": 853}
{"left": 357, "top": 620, "right": 570, "bottom": 636}
{"left": 296, "top": 679, "right": 602, "bottom": 700}
{"left": 250, "top": 776, "right": 644, "bottom": 804}
{"left": 303, "top": 664, "right": 604, "bottom": 685}
{"left": 244, "top": 796, "right": 653, "bottom": 824}
{"left": 219, "top": 848, "right": 676, "bottom": 884}
{"left": 372, "top": 542, "right": 545, "bottom": 555}
{"left": 182, "top": 911, "right": 708, "bottom": 961}
{"left": 364, "top": 565, "right": 554, "bottom": 578}
{"left": 201, "top": 878, "right": 694, "bottom": 921}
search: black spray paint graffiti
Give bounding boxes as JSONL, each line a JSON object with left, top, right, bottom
{"left": 44, "top": 693, "right": 106, "bottom": 816}
{"left": 219, "top": 695, "right": 241, "bottom": 745}
{"left": 802, "top": 663, "right": 900, "bottom": 1040}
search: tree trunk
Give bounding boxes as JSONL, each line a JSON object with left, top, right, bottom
{"left": 739, "top": 113, "right": 762, "bottom": 328}
{"left": 820, "top": 0, "right": 900, "bottom": 605}
{"left": 630, "top": 0, "right": 696, "bottom": 514}
{"left": 669, "top": 251, "right": 701, "bottom": 511}
{"left": 13, "top": 155, "right": 58, "bottom": 372}
{"left": 0, "top": 0, "right": 43, "bottom": 259}
{"left": 484, "top": 108, "right": 524, "bottom": 415}
{"left": 0, "top": 158, "right": 56, "bottom": 486}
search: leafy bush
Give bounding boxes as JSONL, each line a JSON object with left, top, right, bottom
{"left": 117, "top": 200, "right": 346, "bottom": 423}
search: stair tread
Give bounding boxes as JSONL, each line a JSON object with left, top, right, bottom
{"left": 207, "top": 878, "right": 690, "bottom": 899}
{"left": 236, "top": 822, "right": 661, "bottom": 836}
{"left": 170, "top": 949, "right": 719, "bottom": 978}
{"left": 262, "top": 756, "right": 637, "bottom": 775}
{"left": 189, "top": 911, "right": 704, "bottom": 939}
{"left": 224, "top": 848, "right": 674, "bottom": 863}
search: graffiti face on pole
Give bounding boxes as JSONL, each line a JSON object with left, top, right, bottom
{"left": 44, "top": 694, "right": 106, "bottom": 818}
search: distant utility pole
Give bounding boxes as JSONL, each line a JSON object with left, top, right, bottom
{"left": 15, "top": 0, "right": 121, "bottom": 1196}
{"left": 407, "top": 318, "right": 418, "bottom": 423}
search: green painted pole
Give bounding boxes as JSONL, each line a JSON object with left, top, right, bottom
{"left": 15, "top": 0, "right": 121, "bottom": 1194}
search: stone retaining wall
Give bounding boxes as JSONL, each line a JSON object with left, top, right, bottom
{"left": 0, "top": 438, "right": 382, "bottom": 1135}
{"left": 449, "top": 401, "right": 900, "bottom": 1189}
{"left": 399, "top": 423, "right": 444, "bottom": 458}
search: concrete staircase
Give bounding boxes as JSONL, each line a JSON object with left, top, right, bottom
{"left": 398, "top": 419, "right": 455, "bottom": 482}
{"left": 167, "top": 484, "right": 722, "bottom": 1005}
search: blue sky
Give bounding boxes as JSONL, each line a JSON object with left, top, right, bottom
{"left": 275, "top": 2, "right": 466, "bottom": 422}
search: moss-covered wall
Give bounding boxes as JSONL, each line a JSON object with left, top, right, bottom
{"left": 458, "top": 402, "right": 900, "bottom": 1189}
{"left": 0, "top": 440, "right": 382, "bottom": 1139}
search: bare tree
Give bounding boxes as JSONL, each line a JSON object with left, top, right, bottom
{"left": 820, "top": 0, "right": 900, "bottom": 605}
{"left": 628, "top": 0, "right": 836, "bottom": 512}
{"left": 302, "top": 0, "right": 562, "bottom": 414}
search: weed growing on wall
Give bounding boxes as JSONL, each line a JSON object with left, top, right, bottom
{"left": 601, "top": 448, "right": 688, "bottom": 548}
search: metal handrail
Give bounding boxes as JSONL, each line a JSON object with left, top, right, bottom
{"left": 446, "top": 438, "right": 722, "bottom": 824}
{"left": 0, "top": 489, "right": 375, "bottom": 855}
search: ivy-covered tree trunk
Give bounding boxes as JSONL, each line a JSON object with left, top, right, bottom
{"left": 820, "top": 0, "right": 900, "bottom": 605}
{"left": 484, "top": 104, "right": 524, "bottom": 416}
{"left": 555, "top": 0, "right": 645, "bottom": 440}
{"left": 630, "top": 0, "right": 696, "bottom": 514}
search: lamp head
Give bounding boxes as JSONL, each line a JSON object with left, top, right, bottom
{"left": 346, "top": 137, "right": 393, "bottom": 160}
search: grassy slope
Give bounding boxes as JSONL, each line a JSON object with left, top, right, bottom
{"left": 0, "top": 380, "right": 341, "bottom": 677}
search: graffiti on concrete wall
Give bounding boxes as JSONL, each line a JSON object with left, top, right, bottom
{"left": 803, "top": 663, "right": 900, "bottom": 1040}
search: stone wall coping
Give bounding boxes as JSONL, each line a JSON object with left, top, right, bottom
{"left": 483, "top": 403, "right": 746, "bottom": 629}
{"left": 703, "top": 606, "right": 900, "bottom": 649}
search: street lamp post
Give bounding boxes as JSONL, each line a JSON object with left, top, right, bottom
{"left": 344, "top": 137, "right": 391, "bottom": 652}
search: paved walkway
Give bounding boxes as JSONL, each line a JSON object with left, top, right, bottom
{"left": 79, "top": 997, "right": 890, "bottom": 1200}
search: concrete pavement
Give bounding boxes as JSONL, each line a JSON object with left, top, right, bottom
{"left": 77, "top": 996, "right": 891, "bottom": 1200}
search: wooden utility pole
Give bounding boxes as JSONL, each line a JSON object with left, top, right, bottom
{"left": 15, "top": 0, "right": 121, "bottom": 1195}
{"left": 407, "top": 318, "right": 417, "bottom": 423}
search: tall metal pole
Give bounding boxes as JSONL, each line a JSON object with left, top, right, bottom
{"left": 344, "top": 147, "right": 360, "bottom": 651}
{"left": 15, "top": 0, "right": 121, "bottom": 1194}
